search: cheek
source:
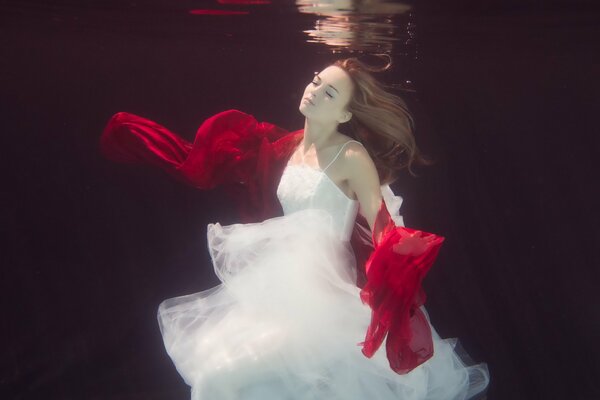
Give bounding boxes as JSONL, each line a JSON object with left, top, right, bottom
{"left": 326, "top": 99, "right": 345, "bottom": 113}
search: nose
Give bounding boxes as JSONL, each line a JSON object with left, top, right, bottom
{"left": 307, "top": 86, "right": 322, "bottom": 100}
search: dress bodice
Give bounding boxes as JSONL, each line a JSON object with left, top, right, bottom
{"left": 276, "top": 142, "right": 360, "bottom": 242}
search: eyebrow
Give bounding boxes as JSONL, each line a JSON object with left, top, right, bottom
{"left": 314, "top": 74, "right": 339, "bottom": 93}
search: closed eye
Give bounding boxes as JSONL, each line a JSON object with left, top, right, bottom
{"left": 311, "top": 74, "right": 334, "bottom": 98}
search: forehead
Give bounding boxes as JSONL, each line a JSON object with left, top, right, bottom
{"left": 317, "top": 66, "right": 353, "bottom": 93}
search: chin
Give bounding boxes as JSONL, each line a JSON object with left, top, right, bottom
{"left": 298, "top": 103, "right": 309, "bottom": 117}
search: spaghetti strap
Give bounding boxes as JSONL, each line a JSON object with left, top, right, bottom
{"left": 322, "top": 140, "right": 363, "bottom": 172}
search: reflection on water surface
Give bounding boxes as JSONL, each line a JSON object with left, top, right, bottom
{"left": 296, "top": 0, "right": 414, "bottom": 54}
{"left": 1, "top": 0, "right": 416, "bottom": 88}
{"left": 188, "top": 0, "right": 415, "bottom": 55}
{"left": 2, "top": 1, "right": 415, "bottom": 55}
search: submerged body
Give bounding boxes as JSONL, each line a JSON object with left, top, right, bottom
{"left": 157, "top": 145, "right": 490, "bottom": 399}
{"left": 100, "top": 60, "right": 490, "bottom": 399}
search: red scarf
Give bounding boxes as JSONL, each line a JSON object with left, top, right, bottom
{"left": 100, "top": 109, "right": 444, "bottom": 374}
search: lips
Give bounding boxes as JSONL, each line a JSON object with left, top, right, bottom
{"left": 303, "top": 98, "right": 315, "bottom": 106}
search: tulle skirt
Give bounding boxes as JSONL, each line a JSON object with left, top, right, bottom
{"left": 158, "top": 209, "right": 489, "bottom": 400}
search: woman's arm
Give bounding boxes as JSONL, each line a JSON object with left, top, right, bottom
{"left": 346, "top": 144, "right": 435, "bottom": 254}
{"left": 344, "top": 143, "right": 382, "bottom": 231}
{"left": 345, "top": 143, "right": 445, "bottom": 374}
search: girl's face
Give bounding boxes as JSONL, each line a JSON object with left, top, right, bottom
{"left": 299, "top": 66, "right": 354, "bottom": 124}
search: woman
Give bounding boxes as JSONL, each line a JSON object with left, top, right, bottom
{"left": 101, "top": 58, "right": 490, "bottom": 399}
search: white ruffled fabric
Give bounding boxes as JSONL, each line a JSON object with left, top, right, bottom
{"left": 381, "top": 184, "right": 405, "bottom": 227}
{"left": 158, "top": 209, "right": 489, "bottom": 400}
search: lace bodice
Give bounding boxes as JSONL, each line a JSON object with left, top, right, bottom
{"left": 276, "top": 142, "right": 360, "bottom": 241}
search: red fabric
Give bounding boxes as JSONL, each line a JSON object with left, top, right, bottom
{"left": 100, "top": 109, "right": 445, "bottom": 374}
{"left": 358, "top": 201, "right": 445, "bottom": 374}
{"left": 100, "top": 110, "right": 301, "bottom": 222}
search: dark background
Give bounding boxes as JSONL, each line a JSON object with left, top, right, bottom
{"left": 1, "top": 1, "right": 598, "bottom": 399}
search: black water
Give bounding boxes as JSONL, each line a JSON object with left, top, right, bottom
{"left": 2, "top": 1, "right": 599, "bottom": 399}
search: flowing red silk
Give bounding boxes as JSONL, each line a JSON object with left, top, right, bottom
{"left": 100, "top": 109, "right": 445, "bottom": 374}
{"left": 359, "top": 201, "right": 445, "bottom": 373}
{"left": 100, "top": 110, "right": 300, "bottom": 222}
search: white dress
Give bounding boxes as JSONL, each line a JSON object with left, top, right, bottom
{"left": 157, "top": 143, "right": 490, "bottom": 400}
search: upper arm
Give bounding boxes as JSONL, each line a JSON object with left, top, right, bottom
{"left": 344, "top": 144, "right": 382, "bottom": 232}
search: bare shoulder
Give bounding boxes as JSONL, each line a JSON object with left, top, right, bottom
{"left": 333, "top": 141, "right": 378, "bottom": 190}
{"left": 341, "top": 140, "right": 376, "bottom": 172}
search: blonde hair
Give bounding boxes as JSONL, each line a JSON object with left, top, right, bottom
{"left": 334, "top": 57, "right": 430, "bottom": 183}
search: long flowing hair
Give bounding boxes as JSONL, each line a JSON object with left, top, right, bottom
{"left": 334, "top": 57, "right": 430, "bottom": 183}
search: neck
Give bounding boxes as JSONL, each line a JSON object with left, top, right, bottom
{"left": 302, "top": 118, "right": 339, "bottom": 152}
